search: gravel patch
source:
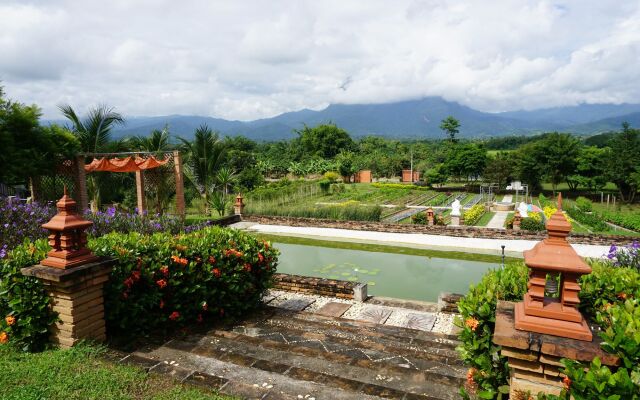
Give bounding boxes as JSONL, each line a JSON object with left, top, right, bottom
{"left": 432, "top": 312, "right": 457, "bottom": 334}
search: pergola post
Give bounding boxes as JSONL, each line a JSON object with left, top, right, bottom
{"left": 135, "top": 170, "right": 146, "bottom": 216}
{"left": 74, "top": 155, "right": 89, "bottom": 212}
{"left": 173, "top": 150, "right": 186, "bottom": 219}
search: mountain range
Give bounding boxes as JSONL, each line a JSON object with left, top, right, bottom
{"left": 48, "top": 97, "right": 640, "bottom": 141}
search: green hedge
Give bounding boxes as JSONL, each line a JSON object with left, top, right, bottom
{"left": 458, "top": 260, "right": 640, "bottom": 399}
{"left": 565, "top": 206, "right": 609, "bottom": 232}
{"left": 600, "top": 210, "right": 640, "bottom": 232}
{"left": 0, "top": 227, "right": 279, "bottom": 349}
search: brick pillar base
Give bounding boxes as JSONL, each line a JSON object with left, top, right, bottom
{"left": 493, "top": 301, "right": 618, "bottom": 398}
{"left": 21, "top": 259, "right": 114, "bottom": 348}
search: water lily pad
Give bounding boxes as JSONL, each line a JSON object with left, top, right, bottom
{"left": 367, "top": 271, "right": 379, "bottom": 276}
{"left": 367, "top": 281, "right": 376, "bottom": 286}
{"left": 341, "top": 272, "right": 351, "bottom": 276}
{"left": 347, "top": 277, "right": 358, "bottom": 281}
{"left": 328, "top": 275, "right": 340, "bottom": 279}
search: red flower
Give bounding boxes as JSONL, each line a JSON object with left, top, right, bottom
{"left": 263, "top": 240, "right": 269, "bottom": 250}
{"left": 131, "top": 271, "right": 141, "bottom": 282}
{"left": 160, "top": 266, "right": 169, "bottom": 277}
{"left": 156, "top": 279, "right": 168, "bottom": 289}
{"left": 244, "top": 264, "right": 252, "bottom": 273}
{"left": 617, "top": 292, "right": 628, "bottom": 300}
{"left": 169, "top": 311, "right": 180, "bottom": 321}
{"left": 0, "top": 332, "right": 9, "bottom": 344}
{"left": 171, "top": 255, "right": 188, "bottom": 266}
{"left": 224, "top": 249, "right": 243, "bottom": 258}
{"left": 212, "top": 268, "right": 221, "bottom": 278}
{"left": 197, "top": 314, "right": 203, "bottom": 323}
{"left": 202, "top": 302, "right": 208, "bottom": 311}
{"left": 124, "top": 277, "right": 134, "bottom": 289}
{"left": 159, "top": 299, "right": 165, "bottom": 309}
{"left": 563, "top": 376, "right": 571, "bottom": 390}
{"left": 258, "top": 253, "right": 264, "bottom": 263}
{"left": 5, "top": 316, "right": 16, "bottom": 326}
{"left": 208, "top": 256, "right": 216, "bottom": 264}
{"left": 136, "top": 258, "right": 143, "bottom": 268}
{"left": 465, "top": 317, "right": 479, "bottom": 331}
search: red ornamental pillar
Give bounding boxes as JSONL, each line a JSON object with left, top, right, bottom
{"left": 515, "top": 194, "right": 592, "bottom": 341}
{"left": 426, "top": 207, "right": 435, "bottom": 226}
{"left": 234, "top": 193, "right": 245, "bottom": 215}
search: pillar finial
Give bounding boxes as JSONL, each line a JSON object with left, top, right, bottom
{"left": 557, "top": 192, "right": 563, "bottom": 211}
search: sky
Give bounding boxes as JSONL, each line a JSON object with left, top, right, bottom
{"left": 1, "top": 0, "right": 639, "bottom": 120}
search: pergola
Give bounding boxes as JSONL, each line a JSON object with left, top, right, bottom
{"left": 79, "top": 150, "right": 185, "bottom": 217}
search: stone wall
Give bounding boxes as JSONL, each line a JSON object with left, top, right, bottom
{"left": 273, "top": 273, "right": 359, "bottom": 299}
{"left": 244, "top": 215, "right": 634, "bottom": 246}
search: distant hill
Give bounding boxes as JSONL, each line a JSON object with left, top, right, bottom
{"left": 45, "top": 97, "right": 640, "bottom": 141}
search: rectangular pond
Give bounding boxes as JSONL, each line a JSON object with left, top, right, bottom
{"left": 270, "top": 238, "right": 500, "bottom": 302}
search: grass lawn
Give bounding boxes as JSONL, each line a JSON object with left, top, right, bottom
{"left": 475, "top": 211, "right": 495, "bottom": 227}
{"left": 0, "top": 343, "right": 233, "bottom": 400}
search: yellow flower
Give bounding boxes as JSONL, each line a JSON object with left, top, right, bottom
{"left": 5, "top": 316, "right": 15, "bottom": 326}
{"left": 0, "top": 332, "right": 8, "bottom": 344}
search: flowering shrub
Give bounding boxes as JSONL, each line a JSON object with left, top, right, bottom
{"left": 606, "top": 241, "right": 640, "bottom": 271}
{"left": 456, "top": 262, "right": 529, "bottom": 398}
{"left": 0, "top": 199, "right": 54, "bottom": 258}
{"left": 90, "top": 226, "right": 278, "bottom": 338}
{"left": 0, "top": 239, "right": 57, "bottom": 352}
{"left": 85, "top": 207, "right": 185, "bottom": 237}
{"left": 463, "top": 204, "right": 485, "bottom": 226}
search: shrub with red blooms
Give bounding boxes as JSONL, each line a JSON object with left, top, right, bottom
{"left": 90, "top": 226, "right": 279, "bottom": 339}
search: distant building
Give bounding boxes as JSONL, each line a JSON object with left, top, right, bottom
{"left": 401, "top": 169, "right": 420, "bottom": 183}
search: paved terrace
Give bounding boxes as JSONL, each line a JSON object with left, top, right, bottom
{"left": 232, "top": 222, "right": 610, "bottom": 259}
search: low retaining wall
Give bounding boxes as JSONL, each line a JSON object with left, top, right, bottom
{"left": 244, "top": 215, "right": 635, "bottom": 245}
{"left": 273, "top": 273, "right": 367, "bottom": 301}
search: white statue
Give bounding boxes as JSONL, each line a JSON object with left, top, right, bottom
{"left": 451, "top": 199, "right": 461, "bottom": 217}
{"left": 517, "top": 202, "right": 528, "bottom": 218}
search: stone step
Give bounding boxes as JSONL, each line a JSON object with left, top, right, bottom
{"left": 232, "top": 319, "right": 462, "bottom": 367}
{"left": 124, "top": 349, "right": 381, "bottom": 400}
{"left": 139, "top": 331, "right": 462, "bottom": 400}
{"left": 266, "top": 309, "right": 460, "bottom": 350}
{"left": 209, "top": 328, "right": 465, "bottom": 387}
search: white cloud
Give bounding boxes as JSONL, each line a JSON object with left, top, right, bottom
{"left": 0, "top": 0, "right": 638, "bottom": 120}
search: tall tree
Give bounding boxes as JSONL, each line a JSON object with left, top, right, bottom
{"left": 295, "top": 124, "right": 354, "bottom": 159}
{"left": 538, "top": 133, "right": 581, "bottom": 194}
{"left": 483, "top": 152, "right": 514, "bottom": 188}
{"left": 608, "top": 122, "right": 640, "bottom": 203}
{"left": 59, "top": 104, "right": 125, "bottom": 210}
{"left": 128, "top": 126, "right": 171, "bottom": 154}
{"left": 178, "top": 125, "right": 226, "bottom": 210}
{"left": 440, "top": 116, "right": 460, "bottom": 143}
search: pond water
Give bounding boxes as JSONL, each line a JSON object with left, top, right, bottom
{"left": 273, "top": 242, "right": 498, "bottom": 302}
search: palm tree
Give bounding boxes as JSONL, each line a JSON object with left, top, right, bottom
{"left": 128, "top": 126, "right": 173, "bottom": 214}
{"left": 215, "top": 166, "right": 236, "bottom": 195}
{"left": 128, "top": 126, "right": 171, "bottom": 155}
{"left": 59, "top": 104, "right": 125, "bottom": 153}
{"left": 178, "top": 125, "right": 226, "bottom": 210}
{"left": 59, "top": 104, "right": 126, "bottom": 211}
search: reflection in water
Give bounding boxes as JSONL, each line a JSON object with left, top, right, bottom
{"left": 274, "top": 242, "right": 496, "bottom": 302}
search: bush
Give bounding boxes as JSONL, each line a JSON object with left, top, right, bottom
{"left": 456, "top": 262, "right": 529, "bottom": 398}
{"left": 0, "top": 199, "right": 54, "bottom": 258}
{"left": 90, "top": 227, "right": 278, "bottom": 338}
{"left": 520, "top": 216, "right": 545, "bottom": 231}
{"left": 0, "top": 227, "right": 279, "bottom": 348}
{"left": 245, "top": 203, "right": 382, "bottom": 222}
{"left": 323, "top": 171, "right": 340, "bottom": 182}
{"left": 575, "top": 196, "right": 593, "bottom": 212}
{"left": 600, "top": 211, "right": 640, "bottom": 232}
{"left": 0, "top": 239, "right": 57, "bottom": 352}
{"left": 565, "top": 206, "right": 609, "bottom": 232}
{"left": 463, "top": 204, "right": 485, "bottom": 226}
{"left": 318, "top": 179, "right": 331, "bottom": 194}
{"left": 85, "top": 207, "right": 185, "bottom": 237}
{"left": 371, "top": 183, "right": 430, "bottom": 191}
{"left": 459, "top": 259, "right": 640, "bottom": 399}
{"left": 412, "top": 212, "right": 427, "bottom": 225}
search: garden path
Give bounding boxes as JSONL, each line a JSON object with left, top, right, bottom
{"left": 485, "top": 211, "right": 509, "bottom": 229}
{"left": 119, "top": 290, "right": 464, "bottom": 399}
{"left": 233, "top": 223, "right": 609, "bottom": 259}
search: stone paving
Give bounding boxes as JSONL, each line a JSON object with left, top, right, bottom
{"left": 118, "top": 291, "right": 464, "bottom": 399}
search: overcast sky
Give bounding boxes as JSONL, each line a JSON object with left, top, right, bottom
{"left": 1, "top": 0, "right": 639, "bottom": 120}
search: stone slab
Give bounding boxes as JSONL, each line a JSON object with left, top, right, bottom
{"left": 277, "top": 298, "right": 316, "bottom": 312}
{"left": 356, "top": 306, "right": 393, "bottom": 324}
{"left": 400, "top": 313, "right": 436, "bottom": 332}
{"left": 316, "top": 302, "right": 352, "bottom": 317}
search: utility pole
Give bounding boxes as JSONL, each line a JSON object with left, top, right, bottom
{"left": 410, "top": 147, "right": 414, "bottom": 183}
